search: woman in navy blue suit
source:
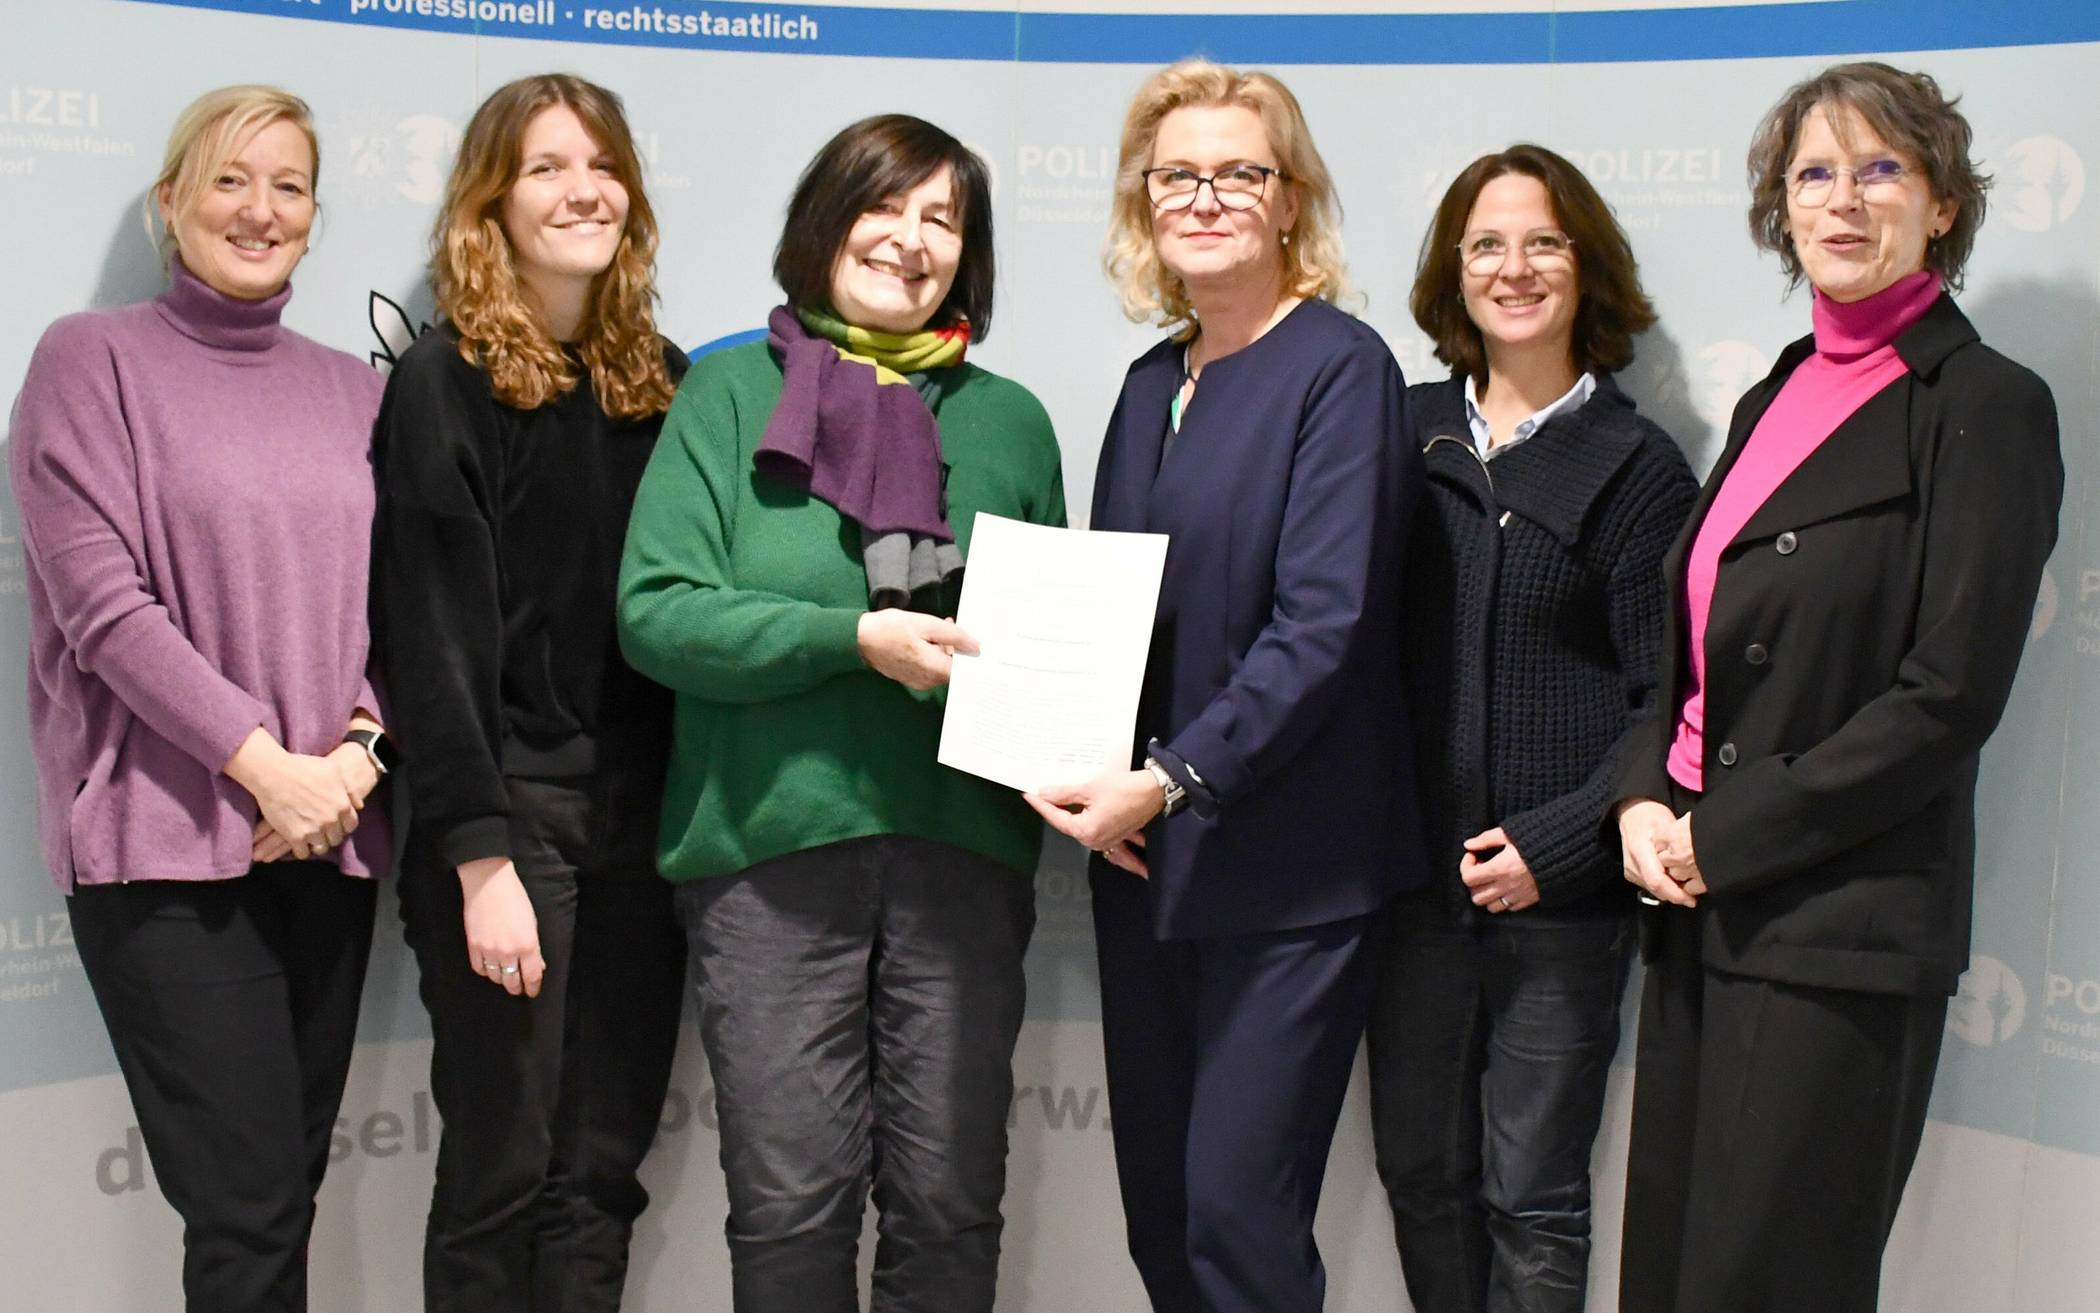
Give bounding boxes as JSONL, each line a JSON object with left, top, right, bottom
{"left": 1028, "top": 58, "right": 1424, "bottom": 1313}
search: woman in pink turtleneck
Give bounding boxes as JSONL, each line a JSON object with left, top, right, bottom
{"left": 1610, "top": 64, "right": 2062, "bottom": 1313}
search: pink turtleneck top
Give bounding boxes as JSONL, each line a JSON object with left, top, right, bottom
{"left": 1667, "top": 269, "right": 1943, "bottom": 791}
{"left": 9, "top": 257, "right": 390, "bottom": 889}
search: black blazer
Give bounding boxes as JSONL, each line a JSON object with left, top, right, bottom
{"left": 1092, "top": 299, "right": 1429, "bottom": 940}
{"left": 1621, "top": 294, "right": 2063, "bottom": 996}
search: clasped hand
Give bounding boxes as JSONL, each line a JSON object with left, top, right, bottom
{"left": 1617, "top": 799, "right": 1706, "bottom": 905}
{"left": 225, "top": 728, "right": 377, "bottom": 863}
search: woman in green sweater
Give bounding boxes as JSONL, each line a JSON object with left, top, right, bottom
{"left": 616, "top": 115, "right": 1065, "bottom": 1313}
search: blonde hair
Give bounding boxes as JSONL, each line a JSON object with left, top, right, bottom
{"left": 144, "top": 85, "right": 318, "bottom": 262}
{"left": 1103, "top": 59, "right": 1351, "bottom": 335}
{"left": 431, "top": 74, "right": 676, "bottom": 420}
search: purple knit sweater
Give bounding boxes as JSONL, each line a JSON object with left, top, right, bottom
{"left": 9, "top": 257, "right": 390, "bottom": 889}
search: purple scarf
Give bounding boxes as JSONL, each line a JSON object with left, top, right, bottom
{"left": 756, "top": 305, "right": 964, "bottom": 610}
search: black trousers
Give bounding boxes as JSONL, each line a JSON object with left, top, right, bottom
{"left": 1619, "top": 899, "right": 1947, "bottom": 1313}
{"left": 1091, "top": 863, "right": 1377, "bottom": 1313}
{"left": 677, "top": 833, "right": 1036, "bottom": 1313}
{"left": 399, "top": 775, "right": 687, "bottom": 1313}
{"left": 71, "top": 862, "right": 378, "bottom": 1313}
{"left": 1365, "top": 893, "right": 1632, "bottom": 1313}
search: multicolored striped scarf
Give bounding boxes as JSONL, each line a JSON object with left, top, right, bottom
{"left": 756, "top": 305, "right": 970, "bottom": 612}
{"left": 800, "top": 306, "right": 968, "bottom": 377}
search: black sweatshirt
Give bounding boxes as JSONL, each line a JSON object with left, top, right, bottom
{"left": 1401, "top": 373, "right": 1698, "bottom": 922}
{"left": 371, "top": 327, "right": 687, "bottom": 868}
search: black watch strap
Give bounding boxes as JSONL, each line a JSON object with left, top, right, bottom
{"left": 343, "top": 727, "right": 399, "bottom": 776}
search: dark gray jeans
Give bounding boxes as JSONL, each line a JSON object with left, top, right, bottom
{"left": 1365, "top": 894, "right": 1633, "bottom": 1313}
{"left": 676, "top": 834, "right": 1036, "bottom": 1313}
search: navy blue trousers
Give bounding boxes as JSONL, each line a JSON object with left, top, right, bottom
{"left": 1091, "top": 864, "right": 1377, "bottom": 1313}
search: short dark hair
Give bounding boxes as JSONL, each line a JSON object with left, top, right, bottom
{"left": 773, "top": 114, "right": 996, "bottom": 341}
{"left": 1410, "top": 143, "right": 1655, "bottom": 387}
{"left": 1746, "top": 62, "right": 1990, "bottom": 292}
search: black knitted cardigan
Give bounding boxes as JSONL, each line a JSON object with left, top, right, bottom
{"left": 1401, "top": 373, "right": 1698, "bottom": 922}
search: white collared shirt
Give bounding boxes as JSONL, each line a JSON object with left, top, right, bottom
{"left": 1464, "top": 371, "right": 1597, "bottom": 461}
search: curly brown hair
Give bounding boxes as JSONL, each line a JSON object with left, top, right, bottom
{"left": 1410, "top": 144, "right": 1655, "bottom": 387}
{"left": 431, "top": 74, "right": 676, "bottom": 419}
{"left": 1745, "top": 62, "right": 1991, "bottom": 292}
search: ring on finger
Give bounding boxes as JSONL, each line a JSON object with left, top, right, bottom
{"left": 1498, "top": 895, "right": 1512, "bottom": 911}
{"left": 501, "top": 963, "right": 520, "bottom": 976}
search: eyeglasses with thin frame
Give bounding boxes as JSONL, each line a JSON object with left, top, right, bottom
{"left": 1458, "top": 228, "right": 1576, "bottom": 277}
{"left": 1787, "top": 158, "right": 1909, "bottom": 206}
{"left": 1143, "top": 164, "right": 1288, "bottom": 212}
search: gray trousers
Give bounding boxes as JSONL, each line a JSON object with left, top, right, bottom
{"left": 676, "top": 834, "right": 1036, "bottom": 1313}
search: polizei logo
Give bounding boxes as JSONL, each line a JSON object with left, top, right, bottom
{"left": 1999, "top": 136, "right": 2084, "bottom": 234}
{"left": 1948, "top": 954, "right": 2026, "bottom": 1047}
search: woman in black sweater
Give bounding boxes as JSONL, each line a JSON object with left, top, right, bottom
{"left": 1364, "top": 145, "right": 1696, "bottom": 1313}
{"left": 371, "top": 75, "right": 686, "bottom": 1312}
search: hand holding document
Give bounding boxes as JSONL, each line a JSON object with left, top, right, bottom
{"left": 937, "top": 514, "right": 1168, "bottom": 793}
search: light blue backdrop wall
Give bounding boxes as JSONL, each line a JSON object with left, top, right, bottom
{"left": 2, "top": 2, "right": 2095, "bottom": 1308}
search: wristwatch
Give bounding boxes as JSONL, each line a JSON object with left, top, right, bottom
{"left": 1143, "top": 756, "right": 1187, "bottom": 817}
{"left": 342, "top": 727, "right": 399, "bottom": 777}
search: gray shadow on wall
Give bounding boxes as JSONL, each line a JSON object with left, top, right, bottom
{"left": 93, "top": 190, "right": 168, "bottom": 310}
{"left": 1618, "top": 319, "right": 1719, "bottom": 471}
{"left": 1961, "top": 276, "right": 2100, "bottom": 493}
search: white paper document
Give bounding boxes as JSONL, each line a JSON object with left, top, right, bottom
{"left": 938, "top": 513, "right": 1169, "bottom": 793}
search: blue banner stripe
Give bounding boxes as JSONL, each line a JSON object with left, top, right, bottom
{"left": 689, "top": 327, "right": 767, "bottom": 359}
{"left": 119, "top": 0, "right": 2100, "bottom": 65}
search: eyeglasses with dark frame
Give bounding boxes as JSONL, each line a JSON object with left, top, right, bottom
{"left": 1457, "top": 228, "right": 1576, "bottom": 277}
{"left": 1787, "top": 158, "right": 1909, "bottom": 206}
{"left": 1142, "top": 164, "right": 1289, "bottom": 212}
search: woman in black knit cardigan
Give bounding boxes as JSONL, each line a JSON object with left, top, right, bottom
{"left": 1364, "top": 144, "right": 1697, "bottom": 1313}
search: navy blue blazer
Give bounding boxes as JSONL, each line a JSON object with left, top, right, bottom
{"left": 1092, "top": 298, "right": 1429, "bottom": 940}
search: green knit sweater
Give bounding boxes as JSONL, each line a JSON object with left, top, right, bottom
{"left": 617, "top": 341, "right": 1067, "bottom": 881}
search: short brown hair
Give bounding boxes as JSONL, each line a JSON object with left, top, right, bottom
{"left": 1746, "top": 62, "right": 1991, "bottom": 291}
{"left": 1104, "top": 59, "right": 1350, "bottom": 335}
{"left": 773, "top": 115, "right": 996, "bottom": 341}
{"left": 432, "top": 73, "right": 676, "bottom": 420}
{"left": 1410, "top": 143, "right": 1655, "bottom": 387}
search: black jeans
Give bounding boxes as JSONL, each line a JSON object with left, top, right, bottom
{"left": 1091, "top": 863, "right": 1377, "bottom": 1313}
{"left": 1365, "top": 893, "right": 1632, "bottom": 1313}
{"left": 71, "top": 862, "right": 378, "bottom": 1313}
{"left": 1619, "top": 900, "right": 1946, "bottom": 1313}
{"left": 399, "top": 775, "right": 686, "bottom": 1313}
{"left": 676, "top": 834, "right": 1036, "bottom": 1313}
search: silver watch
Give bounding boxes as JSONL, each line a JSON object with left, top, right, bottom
{"left": 1143, "top": 756, "right": 1187, "bottom": 816}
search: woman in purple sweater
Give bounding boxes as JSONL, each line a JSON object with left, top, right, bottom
{"left": 8, "top": 86, "right": 392, "bottom": 1311}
